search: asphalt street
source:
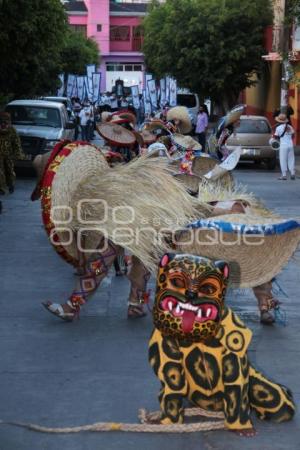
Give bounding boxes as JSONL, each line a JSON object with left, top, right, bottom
{"left": 0, "top": 158, "right": 300, "bottom": 450}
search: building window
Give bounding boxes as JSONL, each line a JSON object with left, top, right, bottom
{"left": 69, "top": 24, "right": 87, "bottom": 37}
{"left": 110, "top": 26, "right": 130, "bottom": 41}
{"left": 97, "top": 24, "right": 102, "bottom": 32}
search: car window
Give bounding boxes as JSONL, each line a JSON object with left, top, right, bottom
{"left": 177, "top": 94, "right": 197, "bottom": 108}
{"left": 6, "top": 105, "right": 62, "bottom": 128}
{"left": 236, "top": 119, "right": 271, "bottom": 134}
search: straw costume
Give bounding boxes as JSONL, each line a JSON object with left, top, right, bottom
{"left": 149, "top": 253, "right": 295, "bottom": 435}
{"left": 34, "top": 139, "right": 300, "bottom": 324}
{"left": 0, "top": 112, "right": 24, "bottom": 194}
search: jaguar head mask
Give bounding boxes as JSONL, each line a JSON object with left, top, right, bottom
{"left": 153, "top": 253, "right": 229, "bottom": 342}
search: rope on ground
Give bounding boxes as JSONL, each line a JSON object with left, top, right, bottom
{"left": 0, "top": 407, "right": 225, "bottom": 434}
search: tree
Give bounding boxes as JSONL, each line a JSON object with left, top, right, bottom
{"left": 143, "top": 0, "right": 273, "bottom": 109}
{"left": 61, "top": 29, "right": 99, "bottom": 76}
{"left": 0, "top": 0, "right": 68, "bottom": 98}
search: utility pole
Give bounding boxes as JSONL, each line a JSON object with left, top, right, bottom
{"left": 279, "top": 0, "right": 290, "bottom": 113}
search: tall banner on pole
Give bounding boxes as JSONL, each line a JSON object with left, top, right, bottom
{"left": 86, "top": 64, "right": 96, "bottom": 95}
{"left": 66, "top": 74, "right": 76, "bottom": 98}
{"left": 76, "top": 76, "right": 85, "bottom": 102}
{"left": 92, "top": 73, "right": 101, "bottom": 103}
{"left": 147, "top": 79, "right": 158, "bottom": 110}
{"left": 159, "top": 78, "right": 166, "bottom": 106}
{"left": 169, "top": 78, "right": 177, "bottom": 107}
{"left": 131, "top": 85, "right": 140, "bottom": 109}
{"left": 165, "top": 76, "right": 171, "bottom": 104}
{"left": 143, "top": 89, "right": 152, "bottom": 115}
{"left": 57, "top": 74, "right": 65, "bottom": 96}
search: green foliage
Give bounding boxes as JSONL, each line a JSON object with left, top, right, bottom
{"left": 61, "top": 29, "right": 99, "bottom": 76}
{"left": 0, "top": 0, "right": 100, "bottom": 99}
{"left": 143, "top": 0, "right": 273, "bottom": 107}
{"left": 0, "top": 0, "right": 68, "bottom": 98}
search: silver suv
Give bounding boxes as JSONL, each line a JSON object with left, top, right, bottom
{"left": 5, "top": 99, "right": 75, "bottom": 167}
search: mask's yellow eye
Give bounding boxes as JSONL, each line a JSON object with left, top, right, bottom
{"left": 199, "top": 283, "right": 217, "bottom": 295}
{"left": 170, "top": 277, "right": 186, "bottom": 289}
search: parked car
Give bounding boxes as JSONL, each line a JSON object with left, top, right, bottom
{"left": 41, "top": 96, "right": 76, "bottom": 122}
{"left": 227, "top": 115, "right": 276, "bottom": 170}
{"left": 5, "top": 99, "right": 75, "bottom": 167}
{"left": 208, "top": 115, "right": 277, "bottom": 170}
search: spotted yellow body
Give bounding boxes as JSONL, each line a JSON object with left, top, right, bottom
{"left": 149, "top": 254, "right": 295, "bottom": 430}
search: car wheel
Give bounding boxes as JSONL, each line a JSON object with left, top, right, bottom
{"left": 266, "top": 158, "right": 277, "bottom": 170}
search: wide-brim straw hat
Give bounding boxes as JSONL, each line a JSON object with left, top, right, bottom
{"left": 167, "top": 106, "right": 192, "bottom": 134}
{"left": 41, "top": 143, "right": 109, "bottom": 266}
{"left": 118, "top": 111, "right": 137, "bottom": 125}
{"left": 172, "top": 133, "right": 202, "bottom": 151}
{"left": 223, "top": 104, "right": 245, "bottom": 127}
{"left": 132, "top": 130, "right": 144, "bottom": 147}
{"left": 173, "top": 173, "right": 201, "bottom": 196}
{"left": 177, "top": 214, "right": 300, "bottom": 288}
{"left": 96, "top": 122, "right": 136, "bottom": 147}
{"left": 275, "top": 113, "right": 288, "bottom": 123}
{"left": 140, "top": 129, "right": 156, "bottom": 144}
{"left": 101, "top": 111, "right": 112, "bottom": 123}
{"left": 144, "top": 119, "right": 171, "bottom": 134}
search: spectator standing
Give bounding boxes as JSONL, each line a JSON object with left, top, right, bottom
{"left": 120, "top": 96, "right": 128, "bottom": 109}
{"left": 274, "top": 113, "right": 296, "bottom": 180}
{"left": 79, "top": 103, "right": 92, "bottom": 141}
{"left": 110, "top": 93, "right": 118, "bottom": 112}
{"left": 72, "top": 97, "right": 82, "bottom": 140}
{"left": 195, "top": 105, "right": 208, "bottom": 151}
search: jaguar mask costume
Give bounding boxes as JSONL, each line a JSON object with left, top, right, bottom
{"left": 149, "top": 253, "right": 295, "bottom": 432}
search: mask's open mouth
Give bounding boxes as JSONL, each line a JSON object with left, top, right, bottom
{"left": 160, "top": 296, "right": 219, "bottom": 333}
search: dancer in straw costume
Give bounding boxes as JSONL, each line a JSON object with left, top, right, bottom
{"left": 32, "top": 140, "right": 300, "bottom": 324}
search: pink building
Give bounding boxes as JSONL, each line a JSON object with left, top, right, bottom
{"left": 64, "top": 0, "right": 149, "bottom": 92}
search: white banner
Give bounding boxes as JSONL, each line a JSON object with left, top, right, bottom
{"left": 169, "top": 78, "right": 177, "bottom": 107}
{"left": 92, "top": 72, "right": 101, "bottom": 103}
{"left": 131, "top": 85, "right": 140, "bottom": 109}
{"left": 86, "top": 64, "right": 96, "bottom": 94}
{"left": 165, "top": 76, "right": 171, "bottom": 104}
{"left": 160, "top": 78, "right": 166, "bottom": 107}
{"left": 57, "top": 74, "right": 65, "bottom": 96}
{"left": 143, "top": 89, "right": 152, "bottom": 115}
{"left": 66, "top": 74, "right": 76, "bottom": 98}
{"left": 76, "top": 76, "right": 85, "bottom": 102}
{"left": 147, "top": 79, "right": 158, "bottom": 110}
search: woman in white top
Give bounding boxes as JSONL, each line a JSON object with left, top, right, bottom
{"left": 274, "top": 113, "right": 296, "bottom": 180}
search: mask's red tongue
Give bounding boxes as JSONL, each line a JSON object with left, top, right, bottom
{"left": 181, "top": 310, "right": 196, "bottom": 333}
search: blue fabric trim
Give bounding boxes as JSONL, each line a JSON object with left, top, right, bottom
{"left": 186, "top": 219, "right": 300, "bottom": 235}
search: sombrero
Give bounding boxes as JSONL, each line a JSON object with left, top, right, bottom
{"left": 275, "top": 113, "right": 288, "bottom": 124}
{"left": 203, "top": 148, "right": 241, "bottom": 181}
{"left": 101, "top": 111, "right": 112, "bottom": 123}
{"left": 132, "top": 130, "right": 144, "bottom": 147}
{"left": 144, "top": 119, "right": 171, "bottom": 135}
{"left": 177, "top": 214, "right": 300, "bottom": 288}
{"left": 41, "top": 142, "right": 109, "bottom": 267}
{"left": 172, "top": 133, "right": 202, "bottom": 152}
{"left": 167, "top": 106, "right": 192, "bottom": 134}
{"left": 140, "top": 129, "right": 156, "bottom": 144}
{"left": 173, "top": 173, "right": 201, "bottom": 196}
{"left": 118, "top": 111, "right": 137, "bottom": 125}
{"left": 224, "top": 104, "right": 245, "bottom": 127}
{"left": 193, "top": 156, "right": 234, "bottom": 190}
{"left": 96, "top": 122, "right": 136, "bottom": 147}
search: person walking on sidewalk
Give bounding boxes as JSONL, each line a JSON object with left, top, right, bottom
{"left": 274, "top": 113, "right": 296, "bottom": 180}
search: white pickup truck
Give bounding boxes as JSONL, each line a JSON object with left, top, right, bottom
{"left": 5, "top": 99, "right": 75, "bottom": 167}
